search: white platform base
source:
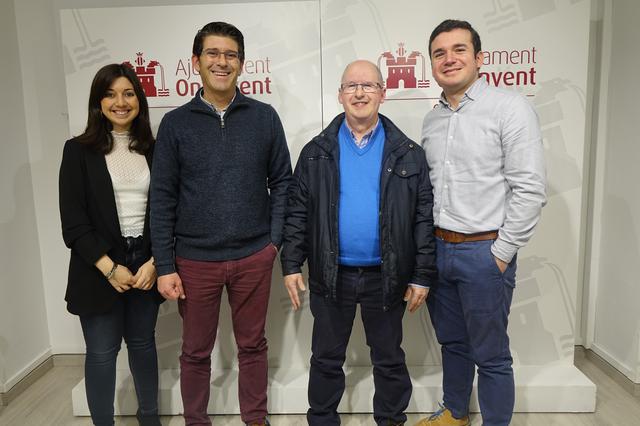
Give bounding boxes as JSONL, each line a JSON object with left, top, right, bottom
{"left": 72, "top": 365, "right": 596, "bottom": 415}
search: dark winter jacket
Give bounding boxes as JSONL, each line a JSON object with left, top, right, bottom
{"left": 281, "top": 113, "right": 437, "bottom": 309}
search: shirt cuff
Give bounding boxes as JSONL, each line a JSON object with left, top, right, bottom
{"left": 409, "top": 283, "right": 429, "bottom": 289}
{"left": 491, "top": 238, "right": 518, "bottom": 264}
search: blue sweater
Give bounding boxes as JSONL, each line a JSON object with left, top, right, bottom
{"left": 338, "top": 121, "right": 385, "bottom": 266}
{"left": 150, "top": 90, "right": 292, "bottom": 275}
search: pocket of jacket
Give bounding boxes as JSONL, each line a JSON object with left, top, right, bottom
{"left": 393, "top": 162, "right": 419, "bottom": 178}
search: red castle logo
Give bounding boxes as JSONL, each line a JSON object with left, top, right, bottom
{"left": 123, "top": 53, "right": 169, "bottom": 97}
{"left": 378, "top": 43, "right": 430, "bottom": 90}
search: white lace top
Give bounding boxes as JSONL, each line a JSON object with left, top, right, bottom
{"left": 105, "top": 131, "right": 149, "bottom": 237}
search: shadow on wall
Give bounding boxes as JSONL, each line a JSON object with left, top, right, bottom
{"left": 594, "top": 194, "right": 640, "bottom": 359}
{"left": 0, "top": 162, "right": 47, "bottom": 385}
{"left": 533, "top": 77, "right": 584, "bottom": 198}
{"left": 509, "top": 176, "right": 576, "bottom": 365}
{"left": 0, "top": 336, "right": 8, "bottom": 385}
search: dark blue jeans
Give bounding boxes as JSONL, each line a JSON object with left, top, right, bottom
{"left": 428, "top": 239, "right": 516, "bottom": 426}
{"left": 308, "top": 266, "right": 411, "bottom": 426}
{"left": 79, "top": 236, "right": 161, "bottom": 426}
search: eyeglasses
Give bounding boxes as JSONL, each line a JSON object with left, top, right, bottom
{"left": 340, "top": 82, "right": 383, "bottom": 93}
{"left": 203, "top": 49, "right": 240, "bottom": 61}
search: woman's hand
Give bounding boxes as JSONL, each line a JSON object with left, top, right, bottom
{"left": 132, "top": 257, "right": 157, "bottom": 291}
{"left": 108, "top": 264, "right": 135, "bottom": 293}
{"left": 96, "top": 255, "right": 133, "bottom": 293}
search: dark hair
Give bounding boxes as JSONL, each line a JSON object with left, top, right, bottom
{"left": 76, "top": 63, "right": 154, "bottom": 155}
{"left": 428, "top": 19, "right": 482, "bottom": 57}
{"left": 192, "top": 21, "right": 245, "bottom": 62}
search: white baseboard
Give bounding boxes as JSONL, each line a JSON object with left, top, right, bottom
{"left": 1, "top": 349, "right": 54, "bottom": 406}
{"left": 3, "top": 348, "right": 52, "bottom": 392}
{"left": 72, "top": 364, "right": 596, "bottom": 415}
{"left": 590, "top": 343, "right": 639, "bottom": 383}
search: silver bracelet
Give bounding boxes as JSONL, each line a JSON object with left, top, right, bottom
{"left": 105, "top": 261, "right": 118, "bottom": 280}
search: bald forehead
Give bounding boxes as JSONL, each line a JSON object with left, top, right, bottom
{"left": 341, "top": 60, "right": 383, "bottom": 84}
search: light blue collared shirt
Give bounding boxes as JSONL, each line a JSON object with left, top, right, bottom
{"left": 344, "top": 119, "right": 380, "bottom": 149}
{"left": 421, "top": 78, "right": 546, "bottom": 263}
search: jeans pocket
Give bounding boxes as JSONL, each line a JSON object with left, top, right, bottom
{"left": 502, "top": 253, "right": 517, "bottom": 289}
{"left": 484, "top": 243, "right": 505, "bottom": 277}
{"left": 485, "top": 244, "right": 517, "bottom": 289}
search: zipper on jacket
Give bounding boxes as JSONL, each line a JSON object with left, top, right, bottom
{"left": 379, "top": 154, "right": 397, "bottom": 310}
{"left": 220, "top": 114, "right": 225, "bottom": 129}
{"left": 331, "top": 152, "right": 340, "bottom": 301}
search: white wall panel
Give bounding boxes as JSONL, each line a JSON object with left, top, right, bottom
{"left": 591, "top": 0, "right": 640, "bottom": 384}
{"left": 0, "top": 0, "right": 51, "bottom": 393}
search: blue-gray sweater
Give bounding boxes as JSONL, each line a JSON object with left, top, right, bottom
{"left": 150, "top": 90, "right": 292, "bottom": 276}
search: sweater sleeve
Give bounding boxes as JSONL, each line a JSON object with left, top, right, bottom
{"left": 267, "top": 106, "right": 293, "bottom": 247}
{"left": 150, "top": 116, "right": 180, "bottom": 276}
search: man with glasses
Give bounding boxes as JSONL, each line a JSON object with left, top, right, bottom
{"left": 150, "top": 21, "right": 292, "bottom": 426}
{"left": 280, "top": 60, "right": 437, "bottom": 425}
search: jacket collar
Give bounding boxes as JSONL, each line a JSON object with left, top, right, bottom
{"left": 313, "top": 113, "right": 412, "bottom": 156}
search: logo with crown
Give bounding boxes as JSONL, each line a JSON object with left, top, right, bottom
{"left": 378, "top": 43, "right": 430, "bottom": 96}
{"left": 123, "top": 52, "right": 170, "bottom": 97}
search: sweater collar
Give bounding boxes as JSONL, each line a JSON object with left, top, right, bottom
{"left": 189, "top": 87, "right": 250, "bottom": 114}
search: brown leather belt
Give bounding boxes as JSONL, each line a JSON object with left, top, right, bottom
{"left": 435, "top": 227, "right": 498, "bottom": 243}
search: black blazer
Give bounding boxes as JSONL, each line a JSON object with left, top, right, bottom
{"left": 59, "top": 138, "right": 161, "bottom": 315}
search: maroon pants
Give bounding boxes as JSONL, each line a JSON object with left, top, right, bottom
{"left": 176, "top": 244, "right": 277, "bottom": 425}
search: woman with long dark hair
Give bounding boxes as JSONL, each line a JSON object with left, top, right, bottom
{"left": 59, "top": 63, "right": 163, "bottom": 426}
